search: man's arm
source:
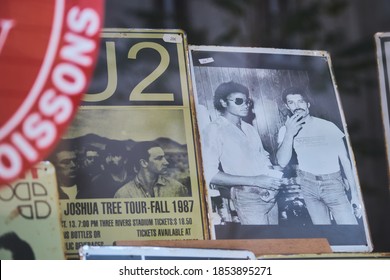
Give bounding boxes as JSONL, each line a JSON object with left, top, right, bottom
{"left": 276, "top": 114, "right": 305, "bottom": 167}
{"left": 210, "top": 171, "right": 282, "bottom": 191}
{"left": 276, "top": 126, "right": 294, "bottom": 168}
{"left": 337, "top": 139, "right": 362, "bottom": 219}
{"left": 203, "top": 121, "right": 282, "bottom": 190}
{"left": 201, "top": 123, "right": 224, "bottom": 187}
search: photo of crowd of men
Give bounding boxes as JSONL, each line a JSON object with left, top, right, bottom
{"left": 48, "top": 134, "right": 191, "bottom": 200}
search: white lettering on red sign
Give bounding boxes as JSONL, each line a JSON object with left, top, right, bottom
{"left": 0, "top": 6, "right": 101, "bottom": 182}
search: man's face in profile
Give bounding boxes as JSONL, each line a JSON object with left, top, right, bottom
{"left": 223, "top": 92, "right": 252, "bottom": 118}
{"left": 56, "top": 150, "right": 78, "bottom": 181}
{"left": 146, "top": 147, "right": 169, "bottom": 175}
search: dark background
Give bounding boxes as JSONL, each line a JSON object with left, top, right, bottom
{"left": 101, "top": 0, "right": 390, "bottom": 252}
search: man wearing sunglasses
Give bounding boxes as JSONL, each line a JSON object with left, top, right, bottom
{"left": 201, "top": 81, "right": 283, "bottom": 225}
{"left": 276, "top": 86, "right": 361, "bottom": 225}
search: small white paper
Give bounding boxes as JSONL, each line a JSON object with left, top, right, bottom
{"left": 198, "top": 57, "right": 214, "bottom": 64}
{"left": 163, "top": 34, "right": 182, "bottom": 43}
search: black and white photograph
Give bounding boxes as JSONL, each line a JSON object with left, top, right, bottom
{"left": 189, "top": 45, "right": 372, "bottom": 252}
{"left": 51, "top": 108, "right": 192, "bottom": 200}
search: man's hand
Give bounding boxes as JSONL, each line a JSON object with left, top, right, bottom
{"left": 253, "top": 174, "right": 283, "bottom": 191}
{"left": 255, "top": 188, "right": 279, "bottom": 202}
{"left": 343, "top": 178, "right": 351, "bottom": 191}
{"left": 344, "top": 179, "right": 362, "bottom": 219}
{"left": 351, "top": 195, "right": 363, "bottom": 219}
{"left": 285, "top": 112, "right": 306, "bottom": 138}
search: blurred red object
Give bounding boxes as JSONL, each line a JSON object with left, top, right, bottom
{"left": 0, "top": 0, "right": 104, "bottom": 185}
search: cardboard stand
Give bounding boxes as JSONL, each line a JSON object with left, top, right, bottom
{"left": 114, "top": 238, "right": 332, "bottom": 258}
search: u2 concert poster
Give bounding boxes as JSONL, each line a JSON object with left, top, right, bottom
{"left": 47, "top": 29, "right": 207, "bottom": 259}
{"left": 189, "top": 45, "right": 372, "bottom": 252}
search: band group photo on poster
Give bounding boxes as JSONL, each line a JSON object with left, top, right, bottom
{"left": 189, "top": 46, "right": 371, "bottom": 251}
{"left": 47, "top": 107, "right": 205, "bottom": 259}
{"left": 49, "top": 108, "right": 192, "bottom": 200}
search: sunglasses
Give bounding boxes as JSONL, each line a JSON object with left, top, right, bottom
{"left": 227, "top": 97, "right": 253, "bottom": 106}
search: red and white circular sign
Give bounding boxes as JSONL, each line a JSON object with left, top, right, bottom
{"left": 0, "top": 0, "right": 104, "bottom": 185}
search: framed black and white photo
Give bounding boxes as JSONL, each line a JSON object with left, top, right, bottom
{"left": 189, "top": 45, "right": 372, "bottom": 252}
